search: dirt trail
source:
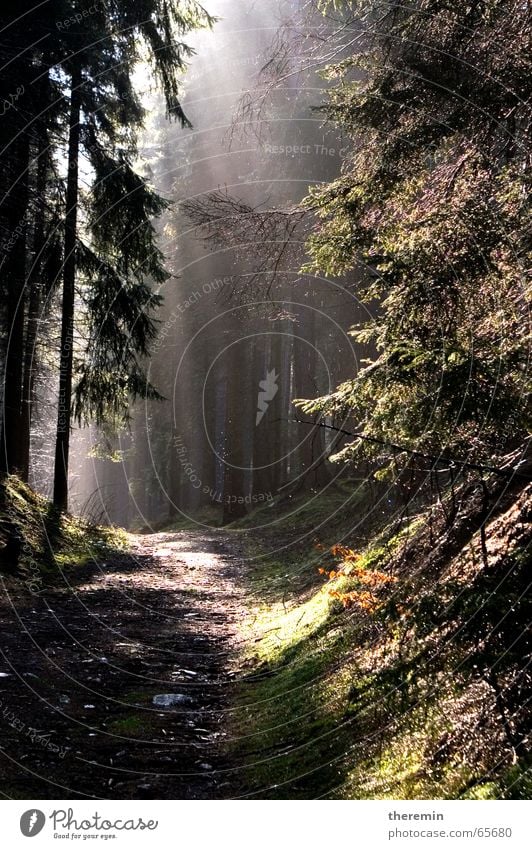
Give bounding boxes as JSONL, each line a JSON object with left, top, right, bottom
{"left": 0, "top": 531, "right": 250, "bottom": 799}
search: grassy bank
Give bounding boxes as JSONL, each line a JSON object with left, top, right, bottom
{"left": 230, "top": 477, "right": 531, "bottom": 799}
{"left": 0, "top": 476, "right": 127, "bottom": 591}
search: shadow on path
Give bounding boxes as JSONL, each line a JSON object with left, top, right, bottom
{"left": 0, "top": 531, "right": 248, "bottom": 799}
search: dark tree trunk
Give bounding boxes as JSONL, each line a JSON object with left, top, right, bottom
{"left": 167, "top": 425, "right": 181, "bottom": 519}
{"left": 53, "top": 65, "right": 81, "bottom": 511}
{"left": 222, "top": 338, "right": 248, "bottom": 523}
{"left": 278, "top": 321, "right": 293, "bottom": 488}
{"left": 1, "top": 132, "right": 31, "bottom": 477}
{"left": 198, "top": 338, "right": 220, "bottom": 507}
{"left": 269, "top": 332, "right": 285, "bottom": 494}
{"left": 20, "top": 145, "right": 48, "bottom": 481}
{"left": 252, "top": 336, "right": 275, "bottom": 498}
{"left": 293, "top": 304, "right": 330, "bottom": 489}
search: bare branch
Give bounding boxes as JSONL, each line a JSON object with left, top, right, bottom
{"left": 181, "top": 188, "right": 313, "bottom": 298}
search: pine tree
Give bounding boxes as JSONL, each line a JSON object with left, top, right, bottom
{"left": 298, "top": 0, "right": 531, "bottom": 478}
{"left": 50, "top": 0, "right": 212, "bottom": 510}
{"left": 0, "top": 1, "right": 62, "bottom": 478}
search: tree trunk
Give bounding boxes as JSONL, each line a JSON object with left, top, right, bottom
{"left": 1, "top": 132, "right": 30, "bottom": 477}
{"left": 222, "top": 337, "right": 248, "bottom": 523}
{"left": 20, "top": 145, "right": 47, "bottom": 481}
{"left": 293, "top": 304, "right": 330, "bottom": 489}
{"left": 53, "top": 65, "right": 81, "bottom": 511}
{"left": 252, "top": 336, "right": 275, "bottom": 498}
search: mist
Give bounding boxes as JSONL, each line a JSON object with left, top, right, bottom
{"left": 68, "top": 0, "right": 369, "bottom": 529}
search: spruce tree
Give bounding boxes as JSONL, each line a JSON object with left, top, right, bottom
{"left": 50, "top": 0, "right": 212, "bottom": 510}
{"left": 298, "top": 0, "right": 531, "bottom": 477}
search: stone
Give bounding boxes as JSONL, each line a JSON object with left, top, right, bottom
{"left": 152, "top": 693, "right": 194, "bottom": 707}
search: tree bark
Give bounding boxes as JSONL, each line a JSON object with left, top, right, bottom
{"left": 293, "top": 304, "right": 330, "bottom": 489}
{"left": 252, "top": 336, "right": 275, "bottom": 498}
{"left": 20, "top": 144, "right": 48, "bottom": 481}
{"left": 53, "top": 65, "right": 81, "bottom": 511}
{"left": 222, "top": 335, "right": 248, "bottom": 523}
{"left": 1, "top": 132, "right": 31, "bottom": 477}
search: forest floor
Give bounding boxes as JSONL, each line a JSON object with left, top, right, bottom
{"left": 0, "top": 530, "right": 251, "bottom": 799}
{"left": 1, "top": 476, "right": 529, "bottom": 800}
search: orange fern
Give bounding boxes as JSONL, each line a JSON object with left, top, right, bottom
{"left": 318, "top": 544, "right": 396, "bottom": 612}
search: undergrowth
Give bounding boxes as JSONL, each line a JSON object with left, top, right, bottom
{"left": 0, "top": 476, "right": 128, "bottom": 590}
{"left": 231, "top": 476, "right": 531, "bottom": 799}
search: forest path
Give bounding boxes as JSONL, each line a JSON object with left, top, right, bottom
{"left": 0, "top": 530, "right": 251, "bottom": 799}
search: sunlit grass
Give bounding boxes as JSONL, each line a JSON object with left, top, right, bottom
{"left": 229, "top": 484, "right": 529, "bottom": 799}
{"left": 244, "top": 581, "right": 332, "bottom": 666}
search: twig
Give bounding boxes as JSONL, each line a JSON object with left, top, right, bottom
{"left": 291, "top": 418, "right": 532, "bottom": 481}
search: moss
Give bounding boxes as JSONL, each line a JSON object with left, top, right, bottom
{"left": 229, "top": 480, "right": 531, "bottom": 799}
{"left": 499, "top": 759, "right": 532, "bottom": 800}
{"left": 463, "top": 782, "right": 500, "bottom": 800}
{"left": 108, "top": 714, "right": 152, "bottom": 737}
{"left": 231, "top": 529, "right": 365, "bottom": 796}
{"left": 121, "top": 690, "right": 151, "bottom": 706}
{"left": 233, "top": 622, "right": 354, "bottom": 797}
{"left": 0, "top": 476, "right": 127, "bottom": 587}
{"left": 136, "top": 504, "right": 224, "bottom": 532}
